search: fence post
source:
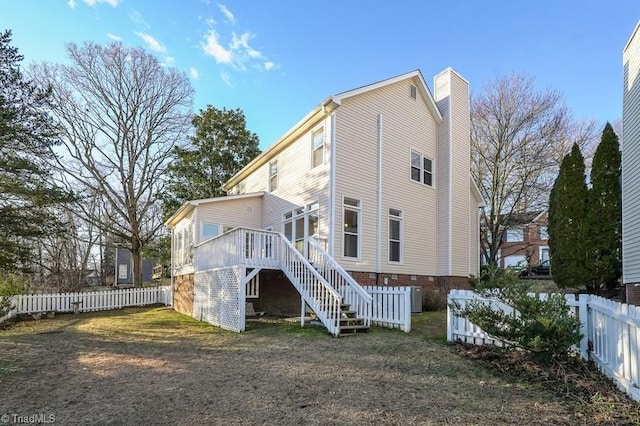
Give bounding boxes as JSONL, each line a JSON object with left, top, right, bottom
{"left": 446, "top": 291, "right": 454, "bottom": 342}
{"left": 579, "top": 293, "right": 590, "bottom": 360}
{"left": 403, "top": 287, "right": 411, "bottom": 332}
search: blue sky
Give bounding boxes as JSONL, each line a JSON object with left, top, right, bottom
{"left": 2, "top": 0, "right": 639, "bottom": 149}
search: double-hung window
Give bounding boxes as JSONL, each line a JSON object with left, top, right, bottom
{"left": 343, "top": 197, "right": 360, "bottom": 258}
{"left": 269, "top": 160, "right": 278, "bottom": 192}
{"left": 312, "top": 128, "right": 325, "bottom": 168}
{"left": 388, "top": 209, "right": 402, "bottom": 263}
{"left": 410, "top": 150, "right": 433, "bottom": 186}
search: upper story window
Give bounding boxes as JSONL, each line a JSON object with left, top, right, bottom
{"left": 410, "top": 150, "right": 433, "bottom": 187}
{"left": 505, "top": 228, "right": 524, "bottom": 242}
{"left": 312, "top": 128, "right": 325, "bottom": 168}
{"left": 539, "top": 226, "right": 549, "bottom": 240}
{"left": 269, "top": 160, "right": 278, "bottom": 192}
{"left": 410, "top": 85, "right": 417, "bottom": 100}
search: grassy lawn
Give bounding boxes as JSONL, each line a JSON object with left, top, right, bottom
{"left": 0, "top": 306, "right": 617, "bottom": 425}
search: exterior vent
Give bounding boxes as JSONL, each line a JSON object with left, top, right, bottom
{"left": 246, "top": 205, "right": 253, "bottom": 213}
{"left": 410, "top": 85, "right": 417, "bottom": 99}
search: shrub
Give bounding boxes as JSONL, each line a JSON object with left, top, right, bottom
{"left": 469, "top": 265, "right": 518, "bottom": 290}
{"left": 0, "top": 274, "right": 27, "bottom": 318}
{"left": 451, "top": 275, "right": 582, "bottom": 362}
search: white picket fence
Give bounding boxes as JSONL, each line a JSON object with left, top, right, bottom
{"left": 364, "top": 286, "right": 412, "bottom": 332}
{"left": 447, "top": 289, "right": 640, "bottom": 402}
{"left": 0, "top": 286, "right": 173, "bottom": 323}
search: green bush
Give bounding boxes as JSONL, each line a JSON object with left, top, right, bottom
{"left": 451, "top": 275, "right": 582, "bottom": 362}
{"left": 0, "top": 274, "right": 27, "bottom": 318}
{"left": 469, "top": 265, "right": 518, "bottom": 290}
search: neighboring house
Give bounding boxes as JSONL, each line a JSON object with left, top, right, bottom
{"left": 623, "top": 21, "right": 640, "bottom": 305}
{"left": 483, "top": 211, "right": 550, "bottom": 270}
{"left": 114, "top": 246, "right": 154, "bottom": 285}
{"left": 165, "top": 68, "right": 484, "bottom": 334}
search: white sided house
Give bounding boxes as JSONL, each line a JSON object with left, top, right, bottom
{"left": 165, "top": 69, "right": 484, "bottom": 335}
{"left": 623, "top": 21, "right": 640, "bottom": 305}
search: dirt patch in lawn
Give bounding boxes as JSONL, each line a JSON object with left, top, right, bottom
{"left": 0, "top": 307, "right": 619, "bottom": 425}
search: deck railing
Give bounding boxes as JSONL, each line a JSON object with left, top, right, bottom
{"left": 307, "top": 237, "right": 372, "bottom": 326}
{"left": 194, "top": 228, "right": 342, "bottom": 335}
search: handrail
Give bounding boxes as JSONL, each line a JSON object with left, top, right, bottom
{"left": 307, "top": 237, "right": 372, "bottom": 302}
{"left": 307, "top": 236, "right": 372, "bottom": 326}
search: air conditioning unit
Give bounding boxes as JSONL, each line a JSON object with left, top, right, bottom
{"left": 410, "top": 286, "right": 423, "bottom": 313}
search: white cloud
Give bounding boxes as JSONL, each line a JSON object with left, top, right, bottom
{"left": 68, "top": 0, "right": 77, "bottom": 9}
{"left": 107, "top": 33, "right": 122, "bottom": 41}
{"left": 220, "top": 71, "right": 233, "bottom": 87}
{"left": 129, "top": 9, "right": 150, "bottom": 29}
{"left": 83, "top": 0, "right": 119, "bottom": 6}
{"left": 217, "top": 4, "right": 236, "bottom": 24}
{"left": 264, "top": 61, "right": 274, "bottom": 71}
{"left": 190, "top": 68, "right": 199, "bottom": 80}
{"left": 164, "top": 56, "right": 175, "bottom": 66}
{"left": 134, "top": 32, "right": 167, "bottom": 53}
{"left": 202, "top": 30, "right": 232, "bottom": 64}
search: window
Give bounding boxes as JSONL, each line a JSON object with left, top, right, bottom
{"left": 283, "top": 203, "right": 319, "bottom": 254}
{"left": 539, "top": 226, "right": 549, "bottom": 240}
{"left": 343, "top": 197, "right": 360, "bottom": 258}
{"left": 312, "top": 128, "right": 325, "bottom": 168}
{"left": 173, "top": 225, "right": 193, "bottom": 267}
{"left": 202, "top": 223, "right": 220, "bottom": 241}
{"left": 269, "top": 160, "right": 278, "bottom": 192}
{"left": 505, "top": 228, "right": 524, "bottom": 242}
{"left": 389, "top": 209, "right": 402, "bottom": 262}
{"left": 410, "top": 84, "right": 417, "bottom": 99}
{"left": 246, "top": 274, "right": 259, "bottom": 298}
{"left": 410, "top": 150, "right": 433, "bottom": 186}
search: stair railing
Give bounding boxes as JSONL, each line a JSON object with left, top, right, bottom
{"left": 307, "top": 237, "right": 372, "bottom": 326}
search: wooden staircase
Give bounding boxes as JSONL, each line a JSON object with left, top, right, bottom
{"left": 337, "top": 303, "right": 369, "bottom": 336}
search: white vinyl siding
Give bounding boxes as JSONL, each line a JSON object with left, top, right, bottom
{"left": 623, "top": 24, "right": 640, "bottom": 283}
{"left": 193, "top": 196, "right": 263, "bottom": 245}
{"left": 334, "top": 78, "right": 439, "bottom": 274}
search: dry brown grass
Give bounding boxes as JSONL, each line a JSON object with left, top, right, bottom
{"left": 0, "top": 307, "right": 632, "bottom": 425}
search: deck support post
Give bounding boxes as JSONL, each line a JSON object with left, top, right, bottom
{"left": 300, "top": 295, "right": 305, "bottom": 327}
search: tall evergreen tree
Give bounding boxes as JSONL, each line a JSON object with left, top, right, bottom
{"left": 587, "top": 123, "right": 622, "bottom": 290}
{"left": 160, "top": 106, "right": 261, "bottom": 220}
{"left": 0, "top": 30, "right": 69, "bottom": 272}
{"left": 548, "top": 143, "right": 590, "bottom": 289}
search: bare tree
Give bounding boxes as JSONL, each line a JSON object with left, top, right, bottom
{"left": 34, "top": 42, "right": 193, "bottom": 286}
{"left": 472, "top": 74, "right": 597, "bottom": 266}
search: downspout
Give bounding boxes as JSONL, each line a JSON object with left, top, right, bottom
{"left": 376, "top": 114, "right": 383, "bottom": 274}
{"left": 328, "top": 112, "right": 337, "bottom": 257}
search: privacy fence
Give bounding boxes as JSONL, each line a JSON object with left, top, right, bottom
{"left": 0, "top": 286, "right": 173, "bottom": 323}
{"left": 447, "top": 289, "right": 640, "bottom": 402}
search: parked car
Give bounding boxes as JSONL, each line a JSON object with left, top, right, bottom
{"left": 519, "top": 259, "right": 550, "bottom": 277}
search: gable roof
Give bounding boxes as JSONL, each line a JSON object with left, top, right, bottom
{"left": 223, "top": 70, "right": 443, "bottom": 192}
{"left": 164, "top": 192, "right": 265, "bottom": 228}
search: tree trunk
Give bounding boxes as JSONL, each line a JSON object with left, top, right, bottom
{"left": 131, "top": 240, "right": 143, "bottom": 288}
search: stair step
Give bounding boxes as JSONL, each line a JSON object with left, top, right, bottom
{"left": 338, "top": 324, "right": 369, "bottom": 336}
{"left": 339, "top": 318, "right": 364, "bottom": 325}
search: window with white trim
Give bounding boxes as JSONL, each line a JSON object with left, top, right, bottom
{"left": 173, "top": 225, "right": 193, "bottom": 268}
{"left": 246, "top": 274, "right": 259, "bottom": 298}
{"left": 269, "top": 160, "right": 278, "bottom": 192}
{"left": 202, "top": 223, "right": 220, "bottom": 241}
{"left": 505, "top": 228, "right": 524, "bottom": 242}
{"left": 343, "top": 197, "right": 360, "bottom": 258}
{"left": 312, "top": 128, "right": 325, "bottom": 168}
{"left": 539, "top": 226, "right": 549, "bottom": 240}
{"left": 410, "top": 150, "right": 433, "bottom": 186}
{"left": 388, "top": 209, "right": 402, "bottom": 263}
{"left": 283, "top": 203, "right": 319, "bottom": 253}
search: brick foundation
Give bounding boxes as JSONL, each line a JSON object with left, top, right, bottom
{"left": 174, "top": 273, "right": 194, "bottom": 316}
{"left": 348, "top": 271, "right": 471, "bottom": 310}
{"left": 626, "top": 283, "right": 640, "bottom": 306}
